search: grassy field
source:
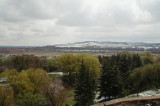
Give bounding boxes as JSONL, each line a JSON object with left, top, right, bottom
{"left": 62, "top": 89, "right": 75, "bottom": 106}
{"left": 60, "top": 89, "right": 75, "bottom": 106}
{"left": 62, "top": 97, "right": 75, "bottom": 106}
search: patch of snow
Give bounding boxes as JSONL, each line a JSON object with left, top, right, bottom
{"left": 95, "top": 97, "right": 105, "bottom": 102}
{"left": 128, "top": 89, "right": 160, "bottom": 97}
{"left": 55, "top": 41, "right": 160, "bottom": 49}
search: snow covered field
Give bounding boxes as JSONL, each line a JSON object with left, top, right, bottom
{"left": 95, "top": 89, "right": 160, "bottom": 103}
{"left": 128, "top": 89, "right": 160, "bottom": 97}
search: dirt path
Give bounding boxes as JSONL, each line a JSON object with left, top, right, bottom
{"left": 64, "top": 94, "right": 74, "bottom": 101}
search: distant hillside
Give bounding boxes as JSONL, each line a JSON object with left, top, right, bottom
{"left": 1, "top": 41, "right": 160, "bottom": 53}
{"left": 54, "top": 41, "right": 160, "bottom": 50}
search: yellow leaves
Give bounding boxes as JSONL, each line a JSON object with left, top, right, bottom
{"left": 58, "top": 53, "right": 100, "bottom": 77}
{"left": 0, "top": 69, "right": 18, "bottom": 79}
{"left": 77, "top": 53, "right": 100, "bottom": 78}
{"left": 16, "top": 70, "right": 34, "bottom": 93}
{"left": 0, "top": 84, "right": 14, "bottom": 106}
{"left": 141, "top": 52, "right": 154, "bottom": 65}
{"left": 26, "top": 68, "right": 51, "bottom": 92}
{"left": 58, "top": 53, "right": 79, "bottom": 73}
{"left": 0, "top": 68, "right": 51, "bottom": 95}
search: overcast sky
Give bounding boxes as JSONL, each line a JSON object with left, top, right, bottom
{"left": 0, "top": 0, "right": 160, "bottom": 46}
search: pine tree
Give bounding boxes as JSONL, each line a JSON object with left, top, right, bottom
{"left": 74, "top": 61, "right": 96, "bottom": 106}
{"left": 98, "top": 56, "right": 120, "bottom": 100}
{"left": 118, "top": 55, "right": 130, "bottom": 88}
{"left": 110, "top": 55, "right": 121, "bottom": 98}
{"left": 131, "top": 54, "right": 142, "bottom": 71}
{"left": 98, "top": 58, "right": 110, "bottom": 100}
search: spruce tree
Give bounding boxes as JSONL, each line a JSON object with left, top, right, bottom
{"left": 74, "top": 61, "right": 96, "bottom": 106}
{"left": 118, "top": 55, "right": 130, "bottom": 88}
{"left": 98, "top": 56, "right": 119, "bottom": 100}
{"left": 98, "top": 58, "right": 110, "bottom": 100}
{"left": 131, "top": 54, "right": 142, "bottom": 71}
{"left": 110, "top": 55, "right": 120, "bottom": 98}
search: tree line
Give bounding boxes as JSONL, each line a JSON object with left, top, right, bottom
{"left": 0, "top": 52, "right": 160, "bottom": 106}
{"left": 0, "top": 55, "right": 59, "bottom": 73}
{"left": 0, "top": 54, "right": 100, "bottom": 106}
{"left": 98, "top": 52, "right": 160, "bottom": 101}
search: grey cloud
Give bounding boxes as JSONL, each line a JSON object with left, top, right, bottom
{"left": 0, "top": 0, "right": 160, "bottom": 46}
{"left": 57, "top": 0, "right": 133, "bottom": 26}
{"left": 136, "top": 0, "right": 160, "bottom": 22}
{"left": 0, "top": 0, "right": 84, "bottom": 22}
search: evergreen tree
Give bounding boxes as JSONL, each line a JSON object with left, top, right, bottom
{"left": 110, "top": 55, "right": 121, "bottom": 98}
{"left": 74, "top": 61, "right": 97, "bottom": 106}
{"left": 118, "top": 55, "right": 130, "bottom": 88}
{"left": 98, "top": 56, "right": 120, "bottom": 100}
{"left": 131, "top": 54, "right": 142, "bottom": 71}
{"left": 98, "top": 54, "right": 143, "bottom": 99}
{"left": 98, "top": 55, "right": 103, "bottom": 65}
{"left": 98, "top": 57, "right": 110, "bottom": 100}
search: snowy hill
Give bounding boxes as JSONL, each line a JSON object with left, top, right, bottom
{"left": 54, "top": 41, "right": 160, "bottom": 50}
